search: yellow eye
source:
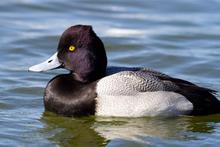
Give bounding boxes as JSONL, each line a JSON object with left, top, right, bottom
{"left": 69, "top": 45, "right": 76, "bottom": 51}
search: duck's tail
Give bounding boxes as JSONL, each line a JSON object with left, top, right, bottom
{"left": 174, "top": 80, "right": 220, "bottom": 115}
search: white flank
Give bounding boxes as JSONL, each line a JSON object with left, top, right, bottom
{"left": 95, "top": 91, "right": 193, "bottom": 117}
{"left": 95, "top": 73, "right": 193, "bottom": 117}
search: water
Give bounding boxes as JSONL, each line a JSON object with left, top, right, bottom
{"left": 1, "top": 0, "right": 220, "bottom": 146}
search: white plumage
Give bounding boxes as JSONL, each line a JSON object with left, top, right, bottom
{"left": 95, "top": 71, "right": 193, "bottom": 117}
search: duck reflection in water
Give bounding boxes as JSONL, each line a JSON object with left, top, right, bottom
{"left": 40, "top": 113, "right": 220, "bottom": 146}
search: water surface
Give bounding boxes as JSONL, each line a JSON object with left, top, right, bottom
{"left": 1, "top": 0, "right": 220, "bottom": 146}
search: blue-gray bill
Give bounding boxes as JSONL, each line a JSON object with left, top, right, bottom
{"left": 29, "top": 52, "right": 61, "bottom": 72}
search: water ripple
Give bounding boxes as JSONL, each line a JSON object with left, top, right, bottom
{"left": 1, "top": 0, "right": 220, "bottom": 146}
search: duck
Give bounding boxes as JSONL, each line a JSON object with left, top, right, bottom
{"left": 29, "top": 25, "right": 220, "bottom": 117}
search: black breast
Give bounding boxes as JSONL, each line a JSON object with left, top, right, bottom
{"left": 44, "top": 74, "right": 98, "bottom": 116}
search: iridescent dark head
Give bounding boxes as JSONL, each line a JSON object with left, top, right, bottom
{"left": 29, "top": 25, "right": 107, "bottom": 83}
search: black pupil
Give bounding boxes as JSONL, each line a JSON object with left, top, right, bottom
{"left": 48, "top": 60, "right": 52, "bottom": 63}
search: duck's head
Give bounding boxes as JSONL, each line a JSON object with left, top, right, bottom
{"left": 29, "top": 25, "right": 107, "bottom": 83}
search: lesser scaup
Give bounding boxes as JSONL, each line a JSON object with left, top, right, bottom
{"left": 29, "top": 25, "right": 220, "bottom": 117}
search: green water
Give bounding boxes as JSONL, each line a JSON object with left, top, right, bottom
{"left": 1, "top": 0, "right": 220, "bottom": 146}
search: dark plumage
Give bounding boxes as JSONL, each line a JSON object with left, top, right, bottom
{"left": 57, "top": 25, "right": 107, "bottom": 83}
{"left": 44, "top": 74, "right": 97, "bottom": 116}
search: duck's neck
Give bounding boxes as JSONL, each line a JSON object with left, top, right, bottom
{"left": 71, "top": 68, "right": 106, "bottom": 83}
